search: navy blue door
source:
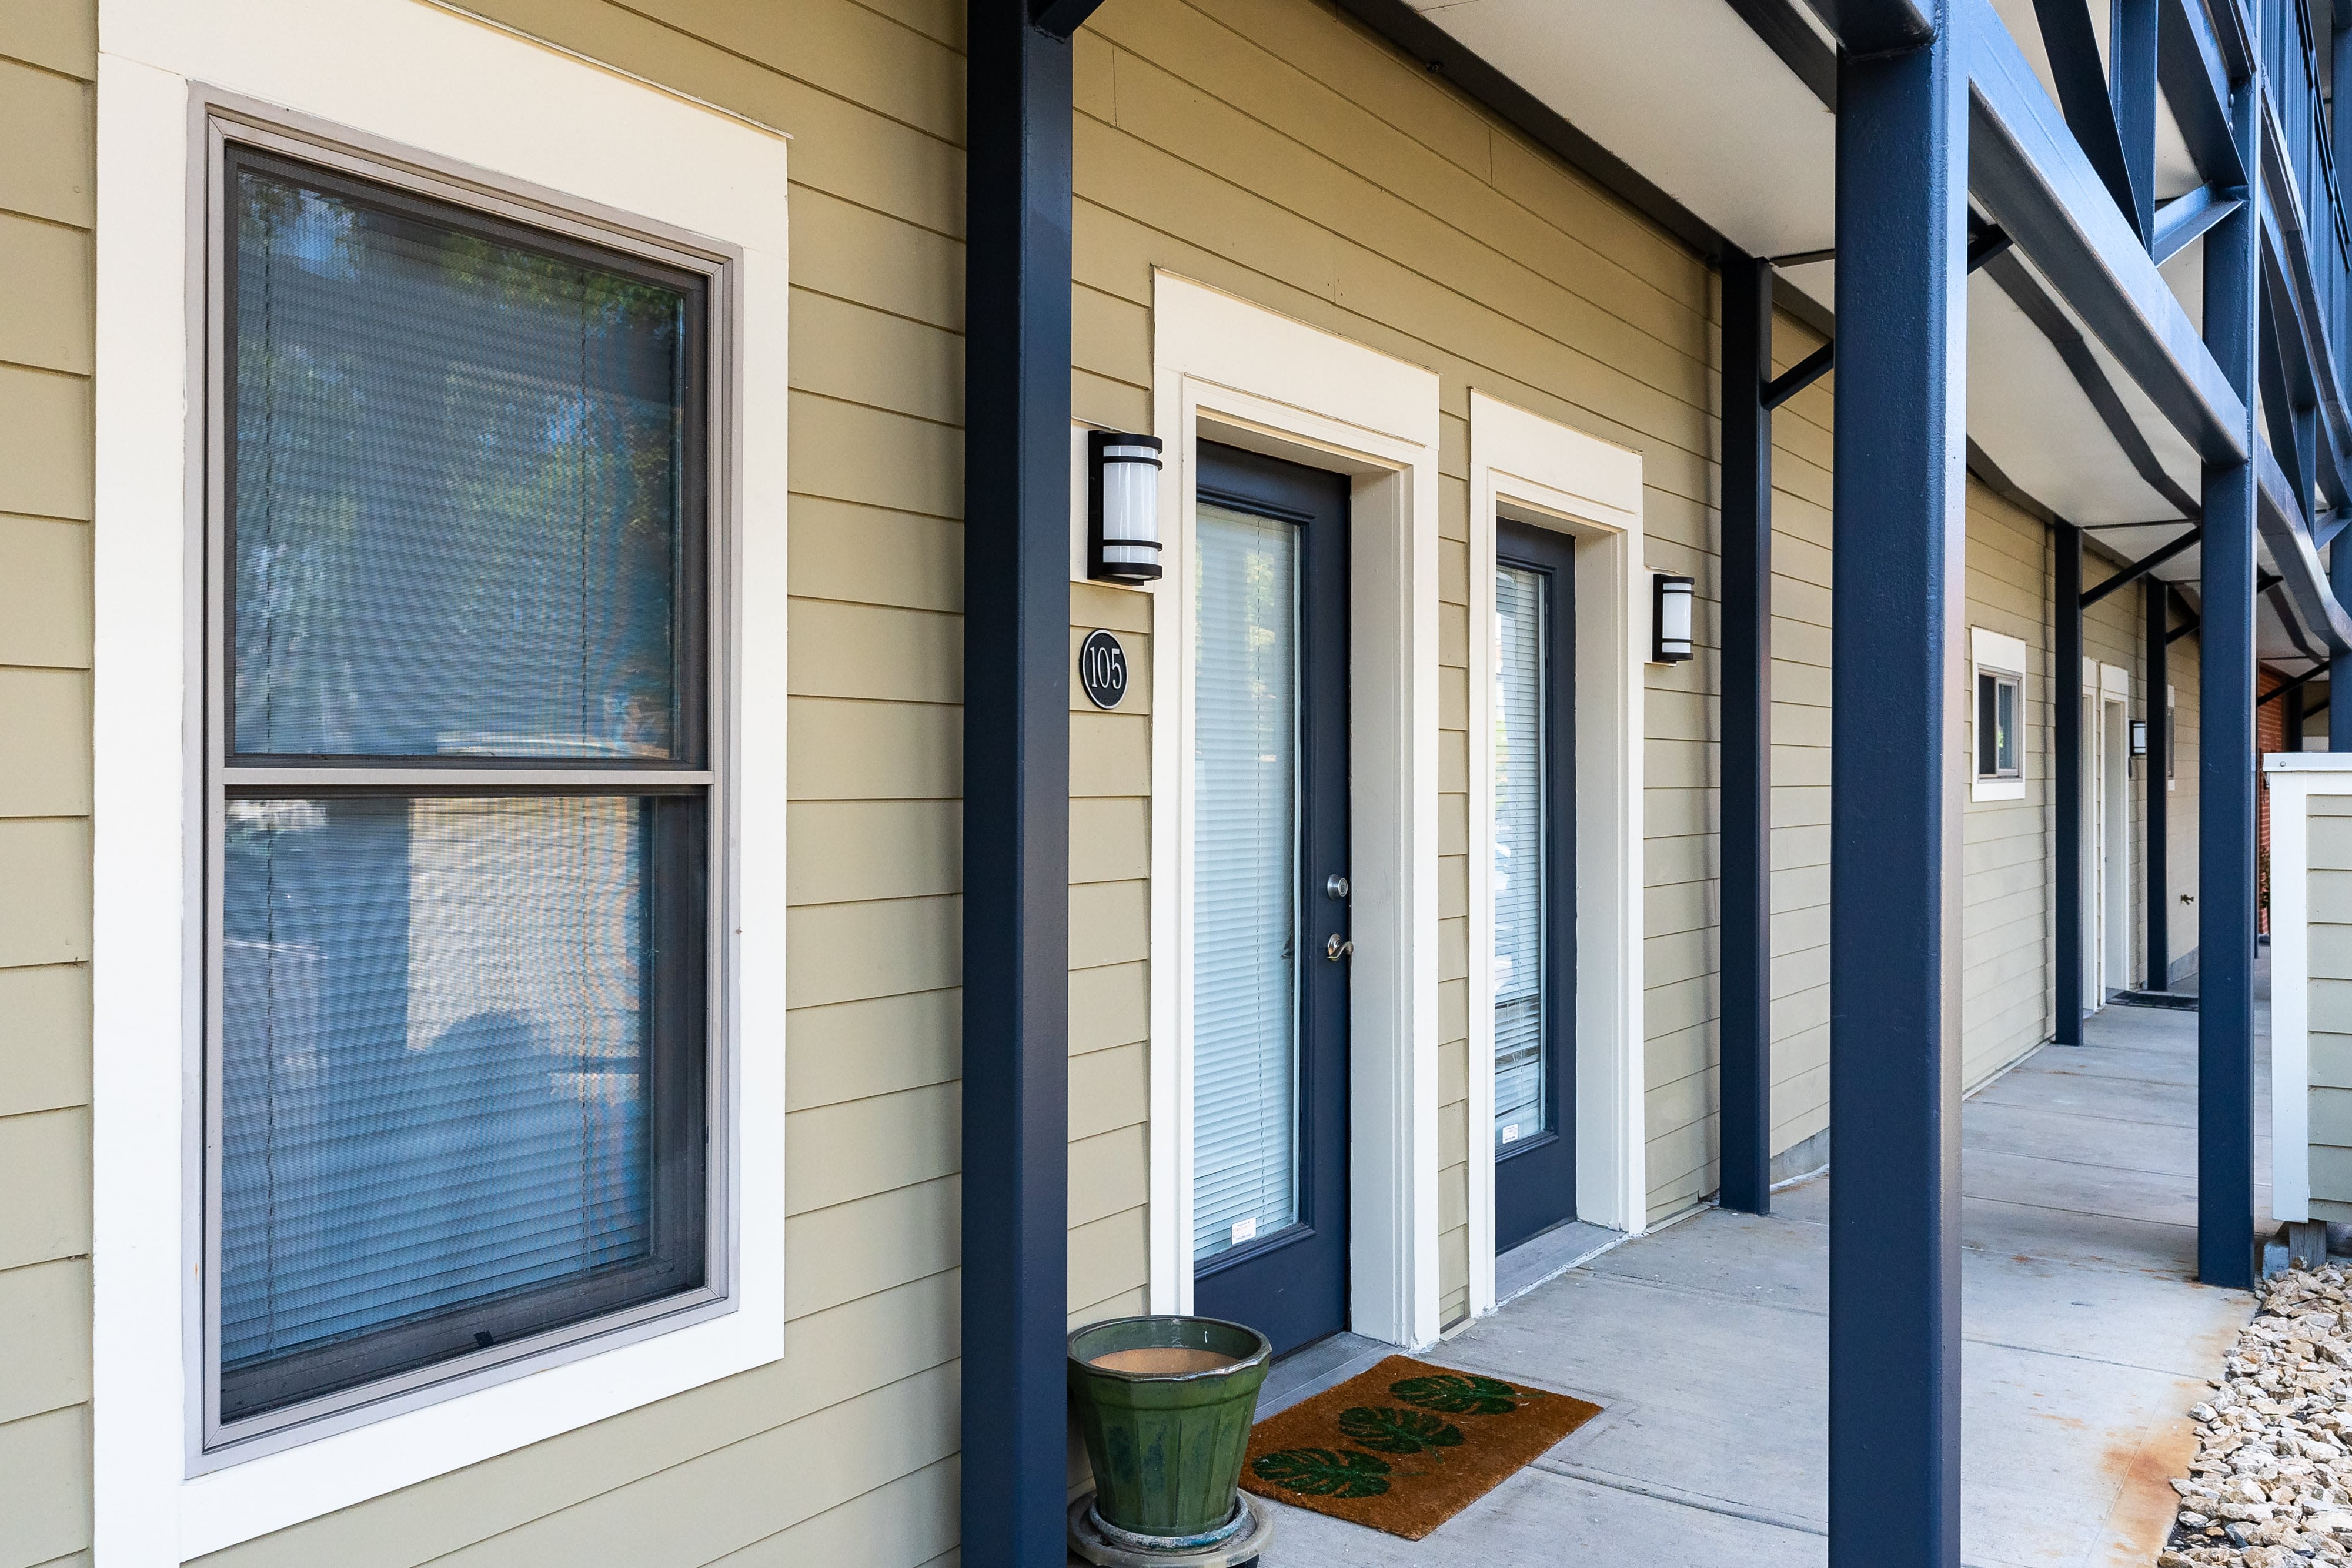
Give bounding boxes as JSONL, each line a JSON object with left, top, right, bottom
{"left": 1493, "top": 520, "right": 1576, "bottom": 1251}
{"left": 1188, "top": 441, "right": 1350, "bottom": 1358}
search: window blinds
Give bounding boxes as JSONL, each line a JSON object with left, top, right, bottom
{"left": 1192, "top": 504, "right": 1301, "bottom": 1263}
{"left": 215, "top": 154, "right": 706, "bottom": 1427}
{"left": 219, "top": 797, "right": 657, "bottom": 1399}
{"left": 230, "top": 165, "right": 687, "bottom": 760}
{"left": 1493, "top": 565, "right": 1549, "bottom": 1148}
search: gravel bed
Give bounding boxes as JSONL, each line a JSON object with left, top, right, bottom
{"left": 2162, "top": 1266, "right": 2352, "bottom": 1566}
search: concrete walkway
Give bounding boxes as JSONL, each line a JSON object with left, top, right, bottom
{"left": 1250, "top": 1001, "right": 2265, "bottom": 1566}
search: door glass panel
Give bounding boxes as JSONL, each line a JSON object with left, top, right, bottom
{"left": 1192, "top": 503, "right": 1300, "bottom": 1263}
{"left": 1494, "top": 564, "right": 1548, "bottom": 1150}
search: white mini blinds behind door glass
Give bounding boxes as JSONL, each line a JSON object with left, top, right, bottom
{"left": 1192, "top": 503, "right": 1301, "bottom": 1263}
{"left": 1493, "top": 566, "right": 1549, "bottom": 1148}
{"left": 210, "top": 146, "right": 714, "bottom": 1443}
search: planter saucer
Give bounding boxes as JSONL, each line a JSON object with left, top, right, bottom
{"left": 1067, "top": 1493, "right": 1274, "bottom": 1567}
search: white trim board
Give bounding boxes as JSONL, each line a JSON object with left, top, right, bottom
{"left": 92, "top": 2, "right": 791, "bottom": 1557}
{"left": 1464, "top": 391, "right": 1648, "bottom": 1318}
{"left": 1145, "top": 272, "right": 1444, "bottom": 1349}
{"left": 2263, "top": 754, "right": 2352, "bottom": 1225}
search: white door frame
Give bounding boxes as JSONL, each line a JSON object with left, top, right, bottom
{"left": 1144, "top": 273, "right": 1445, "bottom": 1349}
{"left": 2079, "top": 660, "right": 2132, "bottom": 1006}
{"left": 2103, "top": 688, "right": 2132, "bottom": 995}
{"left": 1464, "top": 392, "right": 1648, "bottom": 1318}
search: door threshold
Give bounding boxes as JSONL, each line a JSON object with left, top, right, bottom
{"left": 1496, "top": 1219, "right": 1629, "bottom": 1306}
{"left": 1254, "top": 1332, "right": 1392, "bottom": 1420}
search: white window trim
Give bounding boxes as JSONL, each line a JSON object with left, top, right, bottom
{"left": 92, "top": 2, "right": 790, "bottom": 1558}
{"left": 1145, "top": 272, "right": 1443, "bottom": 1349}
{"left": 1465, "top": 392, "right": 1648, "bottom": 1318}
{"left": 1969, "top": 626, "right": 2029, "bottom": 801}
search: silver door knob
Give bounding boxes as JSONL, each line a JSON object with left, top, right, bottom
{"left": 1326, "top": 934, "right": 1353, "bottom": 961}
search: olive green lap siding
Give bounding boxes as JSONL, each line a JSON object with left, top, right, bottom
{"left": 196, "top": 2, "right": 973, "bottom": 1564}
{"left": 1077, "top": 0, "right": 1739, "bottom": 1251}
{"left": 1959, "top": 486, "right": 2054, "bottom": 1092}
{"left": 148, "top": 5, "right": 2189, "bottom": 1566}
{"left": 0, "top": 4, "right": 94, "bottom": 1567}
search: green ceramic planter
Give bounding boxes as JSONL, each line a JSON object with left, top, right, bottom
{"left": 1067, "top": 1315, "right": 1272, "bottom": 1543}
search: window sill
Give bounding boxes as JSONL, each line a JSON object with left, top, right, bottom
{"left": 1970, "top": 776, "right": 2027, "bottom": 802}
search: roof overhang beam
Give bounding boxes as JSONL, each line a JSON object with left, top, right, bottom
{"left": 1805, "top": 0, "right": 1936, "bottom": 55}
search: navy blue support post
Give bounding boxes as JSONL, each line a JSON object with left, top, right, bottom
{"left": 2197, "top": 75, "right": 2260, "bottom": 1292}
{"left": 2109, "top": 0, "right": 2159, "bottom": 242}
{"left": 1720, "top": 248, "right": 1775, "bottom": 1216}
{"left": 1827, "top": 2, "right": 1966, "bottom": 1560}
{"left": 2337, "top": 19, "right": 2352, "bottom": 260}
{"left": 2334, "top": 537, "right": 2352, "bottom": 748}
{"left": 961, "top": 4, "right": 1094, "bottom": 1560}
{"left": 2147, "top": 580, "right": 2171, "bottom": 986}
{"left": 2056, "top": 523, "right": 2085, "bottom": 1044}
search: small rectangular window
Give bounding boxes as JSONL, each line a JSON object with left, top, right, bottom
{"left": 1976, "top": 668, "right": 2022, "bottom": 780}
{"left": 207, "top": 142, "right": 719, "bottom": 1447}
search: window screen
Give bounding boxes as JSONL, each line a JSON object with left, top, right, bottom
{"left": 211, "top": 146, "right": 713, "bottom": 1439}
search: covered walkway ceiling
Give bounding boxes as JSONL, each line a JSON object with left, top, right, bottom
{"left": 1392, "top": 0, "right": 2322, "bottom": 663}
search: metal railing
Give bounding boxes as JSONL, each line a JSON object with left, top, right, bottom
{"left": 2264, "top": 0, "right": 2352, "bottom": 392}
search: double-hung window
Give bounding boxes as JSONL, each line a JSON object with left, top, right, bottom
{"left": 205, "top": 136, "right": 723, "bottom": 1450}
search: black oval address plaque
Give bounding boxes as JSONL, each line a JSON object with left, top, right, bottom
{"left": 1079, "top": 630, "right": 1128, "bottom": 710}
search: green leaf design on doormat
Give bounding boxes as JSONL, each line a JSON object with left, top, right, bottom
{"left": 1336, "top": 1405, "right": 1465, "bottom": 1455}
{"left": 1388, "top": 1372, "right": 1540, "bottom": 1416}
{"left": 1251, "top": 1447, "right": 1394, "bottom": 1497}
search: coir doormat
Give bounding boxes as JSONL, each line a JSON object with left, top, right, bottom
{"left": 1240, "top": 1355, "right": 1601, "bottom": 1540}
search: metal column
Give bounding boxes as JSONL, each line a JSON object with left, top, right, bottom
{"left": 2197, "top": 76, "right": 2261, "bottom": 1292}
{"left": 961, "top": 4, "right": 1091, "bottom": 1559}
{"left": 2147, "top": 580, "right": 2170, "bottom": 987}
{"left": 1720, "top": 248, "right": 1775, "bottom": 1216}
{"left": 2055, "top": 523, "right": 2084, "bottom": 1043}
{"left": 1828, "top": 1, "right": 1965, "bottom": 1560}
{"left": 2334, "top": 540, "right": 2352, "bottom": 749}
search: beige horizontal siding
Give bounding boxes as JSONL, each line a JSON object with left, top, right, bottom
{"left": 2308, "top": 801, "right": 2352, "bottom": 1211}
{"left": 199, "top": 0, "right": 975, "bottom": 1561}
{"left": 1763, "top": 317, "right": 1835, "bottom": 1167}
{"left": 1959, "top": 485, "right": 2054, "bottom": 1091}
{"left": 1068, "top": 0, "right": 1727, "bottom": 1289}
{"left": 43, "top": 5, "right": 2214, "bottom": 1566}
{"left": 0, "top": 8, "right": 92, "bottom": 1568}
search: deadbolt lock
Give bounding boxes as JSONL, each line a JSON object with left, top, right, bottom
{"left": 1325, "top": 874, "right": 1351, "bottom": 901}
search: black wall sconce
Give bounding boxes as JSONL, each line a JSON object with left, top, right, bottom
{"left": 1088, "top": 431, "right": 1164, "bottom": 583}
